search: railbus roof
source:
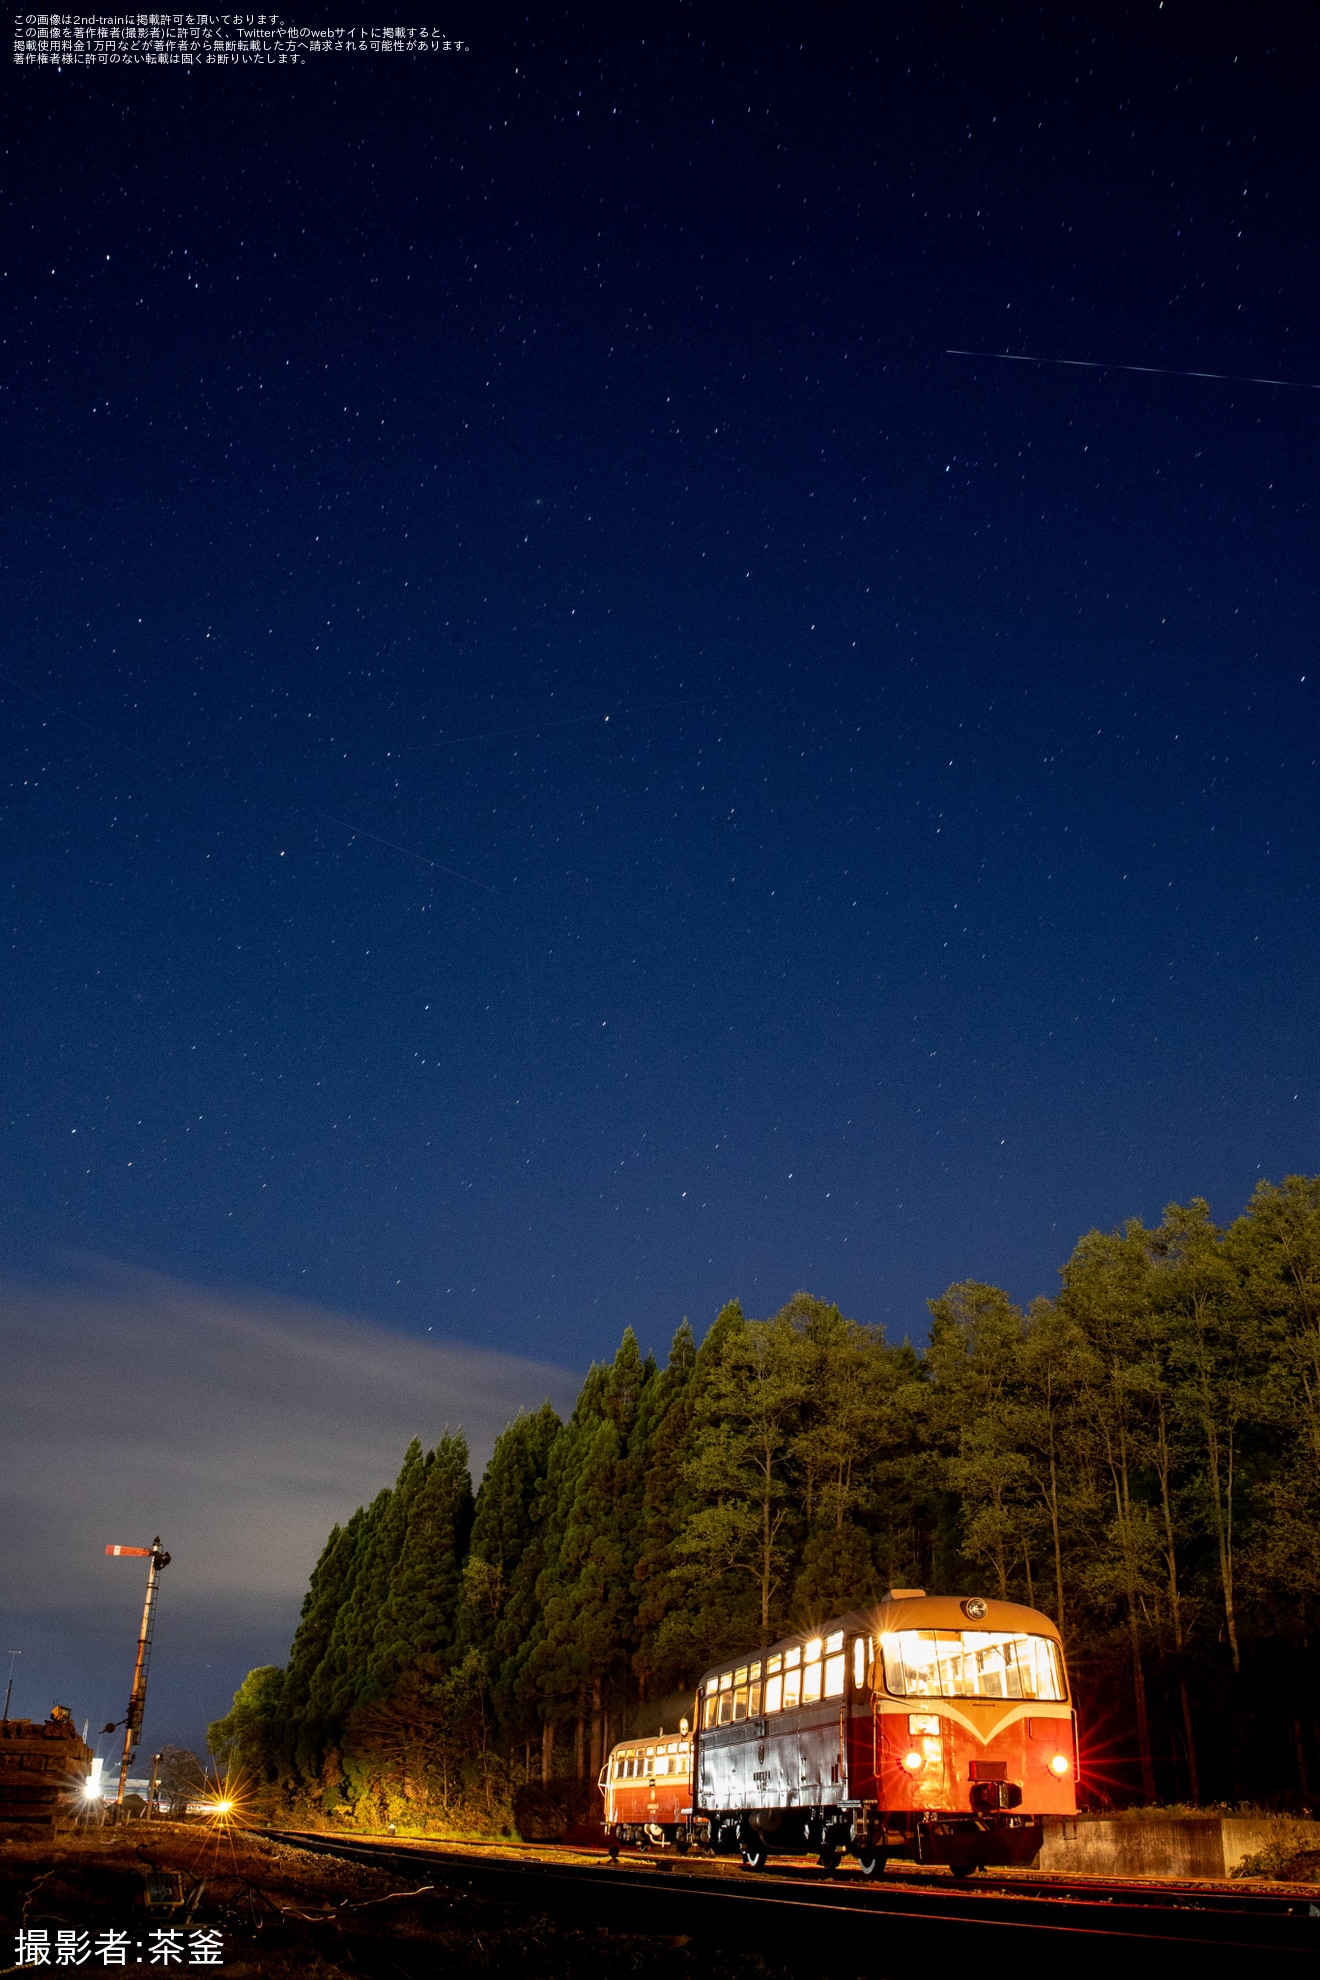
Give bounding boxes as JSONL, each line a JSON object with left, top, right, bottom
{"left": 695, "top": 1593, "right": 1065, "bottom": 1689}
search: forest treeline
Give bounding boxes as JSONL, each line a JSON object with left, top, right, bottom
{"left": 210, "top": 1176, "right": 1320, "bottom": 1826}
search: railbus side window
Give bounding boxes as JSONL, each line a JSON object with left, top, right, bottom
{"left": 718, "top": 1671, "right": 734, "bottom": 1725}
{"left": 703, "top": 1678, "right": 719, "bottom": 1729}
{"left": 802, "top": 1637, "right": 823, "bottom": 1705}
{"left": 851, "top": 1636, "right": 866, "bottom": 1691}
{"left": 733, "top": 1666, "right": 749, "bottom": 1721}
{"left": 782, "top": 1644, "right": 802, "bottom": 1711}
{"left": 824, "top": 1630, "right": 846, "bottom": 1698}
{"left": 749, "top": 1660, "right": 763, "bottom": 1715}
{"left": 764, "top": 1652, "right": 783, "bottom": 1713}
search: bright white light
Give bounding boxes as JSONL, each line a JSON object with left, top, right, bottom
{"left": 82, "top": 1779, "right": 101, "bottom": 1800}
{"left": 1050, "top": 1753, "right": 1070, "bottom": 1776}
{"left": 902, "top": 1750, "right": 924, "bottom": 1772}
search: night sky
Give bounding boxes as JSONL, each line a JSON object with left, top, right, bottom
{"left": 3, "top": 6, "right": 1317, "bottom": 1750}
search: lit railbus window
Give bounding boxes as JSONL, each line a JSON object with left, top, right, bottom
{"left": 764, "top": 1653, "right": 783, "bottom": 1713}
{"left": 733, "top": 1666, "right": 749, "bottom": 1720}
{"left": 782, "top": 1643, "right": 802, "bottom": 1711}
{"left": 748, "top": 1660, "right": 762, "bottom": 1714}
{"left": 824, "top": 1630, "right": 846, "bottom": 1698}
{"left": 802, "top": 1638, "right": 823, "bottom": 1705}
{"left": 881, "top": 1629, "right": 1066, "bottom": 1701}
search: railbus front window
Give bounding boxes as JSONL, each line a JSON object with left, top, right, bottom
{"left": 703, "top": 1679, "right": 719, "bottom": 1728}
{"left": 881, "top": 1629, "right": 1067, "bottom": 1702}
{"left": 764, "top": 1653, "right": 783, "bottom": 1713}
{"left": 718, "top": 1672, "right": 734, "bottom": 1725}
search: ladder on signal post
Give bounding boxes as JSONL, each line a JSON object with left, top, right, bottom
{"left": 104, "top": 1539, "right": 170, "bottom": 1808}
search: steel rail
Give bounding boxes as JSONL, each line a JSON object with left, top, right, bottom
{"left": 258, "top": 1827, "right": 1318, "bottom": 1968}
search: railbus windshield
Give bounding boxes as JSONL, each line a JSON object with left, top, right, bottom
{"left": 880, "top": 1629, "right": 1066, "bottom": 1702}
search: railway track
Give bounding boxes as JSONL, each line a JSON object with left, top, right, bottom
{"left": 259, "top": 1827, "right": 1319, "bottom": 1969}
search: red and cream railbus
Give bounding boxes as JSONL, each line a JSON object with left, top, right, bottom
{"left": 690, "top": 1590, "right": 1076, "bottom": 1874}
{"left": 600, "top": 1729, "right": 693, "bottom": 1855}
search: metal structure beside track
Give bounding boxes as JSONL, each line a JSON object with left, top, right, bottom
{"left": 259, "top": 1827, "right": 1319, "bottom": 1970}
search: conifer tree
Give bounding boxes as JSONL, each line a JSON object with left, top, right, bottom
{"left": 367, "top": 1432, "right": 474, "bottom": 1696}
{"left": 926, "top": 1282, "right": 1036, "bottom": 1600}
{"left": 1058, "top": 1223, "right": 1162, "bottom": 1802}
{"left": 461, "top": 1404, "right": 561, "bottom": 1661}
{"left": 632, "top": 1318, "right": 700, "bottom": 1695}
{"left": 277, "top": 1512, "right": 363, "bottom": 1780}
{"left": 293, "top": 1495, "right": 391, "bottom": 1784}
{"left": 674, "top": 1301, "right": 805, "bottom": 1643}
{"left": 1227, "top": 1177, "right": 1320, "bottom": 1634}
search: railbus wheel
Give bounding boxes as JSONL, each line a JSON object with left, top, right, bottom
{"left": 739, "top": 1836, "right": 770, "bottom": 1872}
{"left": 674, "top": 1832, "right": 690, "bottom": 1855}
{"left": 949, "top": 1863, "right": 978, "bottom": 1880}
{"left": 855, "top": 1846, "right": 887, "bottom": 1878}
{"left": 817, "top": 1846, "right": 841, "bottom": 1871}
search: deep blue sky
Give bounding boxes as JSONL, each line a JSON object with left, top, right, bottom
{"left": 3, "top": 3, "right": 1317, "bottom": 1384}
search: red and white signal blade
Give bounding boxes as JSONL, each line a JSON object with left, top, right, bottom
{"left": 105, "top": 1544, "right": 152, "bottom": 1556}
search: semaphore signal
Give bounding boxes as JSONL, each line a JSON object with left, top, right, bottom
{"left": 103, "top": 1538, "right": 170, "bottom": 1809}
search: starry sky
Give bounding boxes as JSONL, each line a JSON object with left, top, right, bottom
{"left": 2, "top": 7, "right": 1317, "bottom": 1744}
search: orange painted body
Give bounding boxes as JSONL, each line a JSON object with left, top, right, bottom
{"left": 864, "top": 1701, "right": 1076, "bottom": 1814}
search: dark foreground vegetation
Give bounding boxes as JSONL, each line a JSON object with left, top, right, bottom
{"left": 0, "top": 1826, "right": 819, "bottom": 1980}
{"left": 211, "top": 1176, "right": 1320, "bottom": 1827}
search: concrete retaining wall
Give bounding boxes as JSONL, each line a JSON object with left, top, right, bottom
{"left": 1039, "top": 1812, "right": 1320, "bottom": 1879}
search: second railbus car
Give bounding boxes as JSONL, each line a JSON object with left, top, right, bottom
{"left": 600, "top": 1730, "right": 693, "bottom": 1854}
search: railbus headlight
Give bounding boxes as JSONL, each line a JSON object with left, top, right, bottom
{"left": 902, "top": 1749, "right": 924, "bottom": 1772}
{"left": 1049, "top": 1753, "right": 1070, "bottom": 1776}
